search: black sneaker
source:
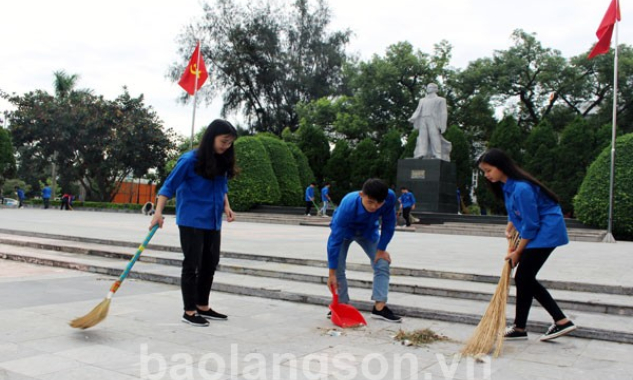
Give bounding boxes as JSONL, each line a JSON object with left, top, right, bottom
{"left": 540, "top": 321, "right": 577, "bottom": 341}
{"left": 182, "top": 313, "right": 209, "bottom": 327}
{"left": 197, "top": 308, "right": 228, "bottom": 321}
{"left": 371, "top": 305, "right": 402, "bottom": 323}
{"left": 327, "top": 311, "right": 331, "bottom": 319}
{"left": 504, "top": 326, "right": 528, "bottom": 340}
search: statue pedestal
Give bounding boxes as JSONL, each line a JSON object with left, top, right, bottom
{"left": 397, "top": 159, "right": 458, "bottom": 213}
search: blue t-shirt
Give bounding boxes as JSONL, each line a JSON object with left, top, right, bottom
{"left": 16, "top": 189, "right": 25, "bottom": 200}
{"left": 305, "top": 186, "right": 315, "bottom": 201}
{"left": 42, "top": 187, "right": 52, "bottom": 199}
{"left": 321, "top": 187, "right": 330, "bottom": 202}
{"left": 158, "top": 151, "right": 229, "bottom": 231}
{"left": 327, "top": 190, "right": 397, "bottom": 269}
{"left": 503, "top": 178, "right": 568, "bottom": 248}
{"left": 398, "top": 192, "right": 416, "bottom": 208}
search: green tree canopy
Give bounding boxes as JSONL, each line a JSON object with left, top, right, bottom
{"left": 174, "top": 0, "right": 350, "bottom": 133}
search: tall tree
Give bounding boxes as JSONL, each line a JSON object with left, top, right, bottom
{"left": 0, "top": 127, "right": 15, "bottom": 185}
{"left": 9, "top": 84, "right": 174, "bottom": 202}
{"left": 174, "top": 0, "right": 351, "bottom": 133}
{"left": 324, "top": 139, "right": 351, "bottom": 201}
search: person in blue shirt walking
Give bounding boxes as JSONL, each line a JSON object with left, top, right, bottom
{"left": 15, "top": 186, "right": 25, "bottom": 208}
{"left": 42, "top": 185, "right": 52, "bottom": 209}
{"left": 398, "top": 187, "right": 416, "bottom": 227}
{"left": 478, "top": 148, "right": 576, "bottom": 341}
{"left": 305, "top": 182, "right": 316, "bottom": 216}
{"left": 320, "top": 182, "right": 331, "bottom": 217}
{"left": 327, "top": 178, "right": 402, "bottom": 323}
{"left": 150, "top": 119, "right": 237, "bottom": 327}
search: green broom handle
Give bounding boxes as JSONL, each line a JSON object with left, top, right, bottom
{"left": 108, "top": 224, "right": 159, "bottom": 296}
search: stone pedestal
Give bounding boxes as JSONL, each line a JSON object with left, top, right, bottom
{"left": 397, "top": 159, "right": 458, "bottom": 213}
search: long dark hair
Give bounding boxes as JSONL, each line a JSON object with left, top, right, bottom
{"left": 195, "top": 119, "right": 238, "bottom": 179}
{"left": 477, "top": 148, "right": 559, "bottom": 203}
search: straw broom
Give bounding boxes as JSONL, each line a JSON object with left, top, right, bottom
{"left": 461, "top": 229, "right": 520, "bottom": 358}
{"left": 69, "top": 224, "right": 159, "bottom": 329}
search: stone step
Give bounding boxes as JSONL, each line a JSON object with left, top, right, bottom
{"left": 1, "top": 233, "right": 630, "bottom": 297}
{"left": 1, "top": 246, "right": 632, "bottom": 344}
{"left": 0, "top": 238, "right": 630, "bottom": 317}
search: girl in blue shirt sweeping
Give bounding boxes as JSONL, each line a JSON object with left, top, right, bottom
{"left": 150, "top": 119, "right": 237, "bottom": 327}
{"left": 478, "top": 148, "right": 576, "bottom": 342}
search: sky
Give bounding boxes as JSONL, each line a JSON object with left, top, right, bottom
{"left": 0, "top": 0, "right": 628, "bottom": 139}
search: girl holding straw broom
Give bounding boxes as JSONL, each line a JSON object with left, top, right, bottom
{"left": 478, "top": 148, "right": 576, "bottom": 342}
{"left": 150, "top": 119, "right": 237, "bottom": 327}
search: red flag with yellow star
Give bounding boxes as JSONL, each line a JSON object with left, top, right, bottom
{"left": 178, "top": 42, "right": 209, "bottom": 95}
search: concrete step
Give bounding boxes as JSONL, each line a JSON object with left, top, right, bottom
{"left": 1, "top": 238, "right": 630, "bottom": 317}
{"left": 1, "top": 245, "right": 632, "bottom": 344}
{"left": 1, "top": 233, "right": 631, "bottom": 297}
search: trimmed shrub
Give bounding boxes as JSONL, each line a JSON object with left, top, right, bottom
{"left": 575, "top": 133, "right": 633, "bottom": 240}
{"left": 257, "top": 136, "right": 303, "bottom": 207}
{"left": 287, "top": 142, "right": 315, "bottom": 188}
{"left": 230, "top": 137, "right": 280, "bottom": 211}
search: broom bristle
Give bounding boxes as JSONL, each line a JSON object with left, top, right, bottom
{"left": 461, "top": 260, "right": 512, "bottom": 358}
{"left": 69, "top": 298, "right": 111, "bottom": 329}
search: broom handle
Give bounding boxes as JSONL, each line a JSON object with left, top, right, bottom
{"left": 107, "top": 224, "right": 159, "bottom": 297}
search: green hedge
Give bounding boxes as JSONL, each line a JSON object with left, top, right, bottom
{"left": 287, "top": 142, "right": 315, "bottom": 189}
{"left": 574, "top": 133, "right": 633, "bottom": 240}
{"left": 257, "top": 136, "right": 303, "bottom": 207}
{"left": 230, "top": 137, "right": 280, "bottom": 211}
{"left": 25, "top": 199, "right": 176, "bottom": 214}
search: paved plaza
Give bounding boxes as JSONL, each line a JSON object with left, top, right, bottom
{"left": 0, "top": 208, "right": 632, "bottom": 380}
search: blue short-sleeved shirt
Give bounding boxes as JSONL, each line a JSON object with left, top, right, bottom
{"left": 305, "top": 186, "right": 315, "bottom": 201}
{"left": 158, "top": 151, "right": 228, "bottom": 231}
{"left": 503, "top": 178, "right": 568, "bottom": 248}
{"left": 42, "top": 187, "right": 52, "bottom": 199}
{"left": 327, "top": 190, "right": 397, "bottom": 269}
{"left": 321, "top": 187, "right": 330, "bottom": 202}
{"left": 398, "top": 192, "right": 416, "bottom": 208}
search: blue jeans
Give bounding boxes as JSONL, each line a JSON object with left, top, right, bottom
{"left": 335, "top": 233, "right": 390, "bottom": 304}
{"left": 321, "top": 201, "right": 329, "bottom": 215}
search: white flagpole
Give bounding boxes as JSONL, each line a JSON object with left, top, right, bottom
{"left": 604, "top": 9, "right": 619, "bottom": 243}
{"left": 189, "top": 40, "right": 202, "bottom": 151}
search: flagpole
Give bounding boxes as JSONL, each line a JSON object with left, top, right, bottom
{"left": 604, "top": 11, "right": 618, "bottom": 243}
{"left": 189, "top": 40, "right": 202, "bottom": 151}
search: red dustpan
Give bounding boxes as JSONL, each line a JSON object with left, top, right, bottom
{"left": 329, "top": 285, "right": 367, "bottom": 328}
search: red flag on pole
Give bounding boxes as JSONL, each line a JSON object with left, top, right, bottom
{"left": 178, "top": 42, "right": 209, "bottom": 95}
{"left": 588, "top": 0, "right": 622, "bottom": 59}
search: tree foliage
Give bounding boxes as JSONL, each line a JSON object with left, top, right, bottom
{"left": 323, "top": 139, "right": 352, "bottom": 201}
{"left": 174, "top": 0, "right": 351, "bottom": 133}
{"left": 8, "top": 73, "right": 174, "bottom": 202}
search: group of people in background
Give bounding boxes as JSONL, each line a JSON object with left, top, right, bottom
{"left": 146, "top": 117, "right": 575, "bottom": 341}
{"left": 304, "top": 182, "right": 332, "bottom": 217}
{"left": 3, "top": 185, "right": 73, "bottom": 210}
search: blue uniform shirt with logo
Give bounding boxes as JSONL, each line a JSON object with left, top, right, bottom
{"left": 321, "top": 187, "right": 330, "bottom": 202}
{"left": 158, "top": 150, "right": 228, "bottom": 231}
{"left": 398, "top": 192, "right": 416, "bottom": 208}
{"left": 305, "top": 186, "right": 315, "bottom": 201}
{"left": 502, "top": 178, "right": 568, "bottom": 248}
{"left": 327, "top": 190, "right": 397, "bottom": 269}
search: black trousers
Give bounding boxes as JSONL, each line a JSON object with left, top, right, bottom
{"left": 305, "top": 201, "right": 313, "bottom": 215}
{"left": 402, "top": 207, "right": 412, "bottom": 226}
{"left": 513, "top": 247, "right": 566, "bottom": 329}
{"left": 179, "top": 226, "right": 221, "bottom": 312}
